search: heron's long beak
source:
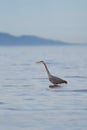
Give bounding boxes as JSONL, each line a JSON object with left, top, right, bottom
{"left": 36, "top": 61, "right": 41, "bottom": 64}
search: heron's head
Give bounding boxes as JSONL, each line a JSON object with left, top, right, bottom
{"left": 36, "top": 61, "right": 44, "bottom": 64}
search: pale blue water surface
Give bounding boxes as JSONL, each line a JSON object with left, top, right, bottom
{"left": 0, "top": 45, "right": 87, "bottom": 130}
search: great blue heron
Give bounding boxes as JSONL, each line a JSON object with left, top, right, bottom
{"left": 36, "top": 61, "right": 67, "bottom": 85}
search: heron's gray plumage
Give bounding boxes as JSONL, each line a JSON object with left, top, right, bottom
{"left": 36, "top": 61, "right": 67, "bottom": 85}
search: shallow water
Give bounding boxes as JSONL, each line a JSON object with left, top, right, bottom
{"left": 0, "top": 45, "right": 87, "bottom": 130}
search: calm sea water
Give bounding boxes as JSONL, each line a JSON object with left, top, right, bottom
{"left": 0, "top": 45, "right": 87, "bottom": 130}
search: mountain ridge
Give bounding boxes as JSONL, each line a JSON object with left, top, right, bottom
{"left": 0, "top": 32, "right": 72, "bottom": 46}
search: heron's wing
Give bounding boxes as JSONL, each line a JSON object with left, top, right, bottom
{"left": 49, "top": 75, "right": 66, "bottom": 84}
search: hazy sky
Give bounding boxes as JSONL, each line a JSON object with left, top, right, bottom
{"left": 0, "top": 0, "right": 87, "bottom": 43}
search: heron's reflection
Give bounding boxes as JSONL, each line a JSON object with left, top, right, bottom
{"left": 49, "top": 84, "right": 61, "bottom": 88}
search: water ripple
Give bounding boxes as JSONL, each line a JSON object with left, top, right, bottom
{"left": 65, "top": 76, "right": 87, "bottom": 79}
{"left": 0, "top": 102, "right": 5, "bottom": 105}
{"left": 52, "top": 89, "right": 87, "bottom": 93}
{"left": 4, "top": 107, "right": 22, "bottom": 111}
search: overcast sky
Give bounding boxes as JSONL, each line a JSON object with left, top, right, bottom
{"left": 0, "top": 0, "right": 87, "bottom": 43}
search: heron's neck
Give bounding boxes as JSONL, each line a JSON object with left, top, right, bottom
{"left": 43, "top": 62, "right": 51, "bottom": 76}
